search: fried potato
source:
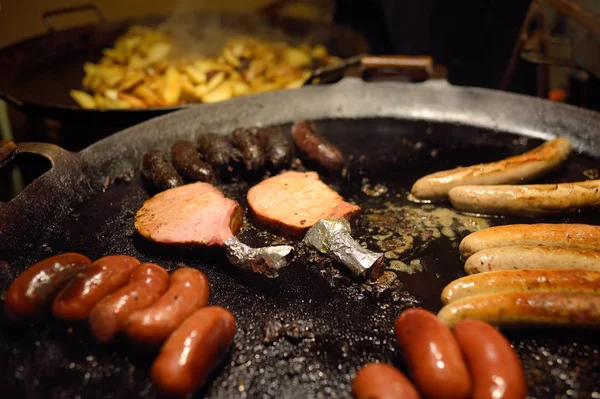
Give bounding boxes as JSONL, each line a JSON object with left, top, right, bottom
{"left": 70, "top": 90, "right": 96, "bottom": 109}
{"left": 162, "top": 67, "right": 182, "bottom": 105}
{"left": 74, "top": 26, "right": 336, "bottom": 108}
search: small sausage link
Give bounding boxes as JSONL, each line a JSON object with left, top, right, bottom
{"left": 291, "top": 120, "right": 344, "bottom": 171}
{"left": 352, "top": 363, "right": 421, "bottom": 399}
{"left": 257, "top": 126, "right": 294, "bottom": 171}
{"left": 4, "top": 253, "right": 92, "bottom": 320}
{"left": 125, "top": 267, "right": 210, "bottom": 346}
{"left": 88, "top": 263, "right": 169, "bottom": 343}
{"left": 453, "top": 320, "right": 527, "bottom": 399}
{"left": 171, "top": 140, "right": 217, "bottom": 183}
{"left": 142, "top": 151, "right": 184, "bottom": 192}
{"left": 151, "top": 306, "right": 236, "bottom": 396}
{"left": 52, "top": 255, "right": 141, "bottom": 320}
{"left": 232, "top": 128, "right": 265, "bottom": 177}
{"left": 394, "top": 308, "right": 471, "bottom": 399}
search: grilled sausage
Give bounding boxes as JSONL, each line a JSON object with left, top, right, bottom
{"left": 459, "top": 223, "right": 600, "bottom": 258}
{"left": 394, "top": 308, "right": 471, "bottom": 399}
{"left": 437, "top": 292, "right": 600, "bottom": 328}
{"left": 196, "top": 132, "right": 243, "bottom": 177}
{"left": 453, "top": 320, "right": 527, "bottom": 399}
{"left": 53, "top": 255, "right": 141, "bottom": 320}
{"left": 442, "top": 269, "right": 600, "bottom": 304}
{"left": 464, "top": 245, "right": 600, "bottom": 274}
{"left": 448, "top": 179, "right": 600, "bottom": 217}
{"left": 151, "top": 306, "right": 236, "bottom": 396}
{"left": 125, "top": 267, "right": 210, "bottom": 346}
{"left": 232, "top": 128, "right": 265, "bottom": 177}
{"left": 291, "top": 120, "right": 344, "bottom": 171}
{"left": 4, "top": 253, "right": 92, "bottom": 320}
{"left": 352, "top": 363, "right": 421, "bottom": 399}
{"left": 142, "top": 151, "right": 184, "bottom": 192}
{"left": 411, "top": 137, "right": 572, "bottom": 200}
{"left": 171, "top": 140, "right": 216, "bottom": 183}
{"left": 256, "top": 127, "right": 294, "bottom": 170}
{"left": 88, "top": 263, "right": 169, "bottom": 343}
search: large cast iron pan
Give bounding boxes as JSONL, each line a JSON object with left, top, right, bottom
{"left": 1, "top": 78, "right": 600, "bottom": 398}
{"left": 0, "top": 4, "right": 369, "bottom": 126}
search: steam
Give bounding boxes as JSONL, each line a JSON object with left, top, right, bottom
{"left": 155, "top": 1, "right": 312, "bottom": 58}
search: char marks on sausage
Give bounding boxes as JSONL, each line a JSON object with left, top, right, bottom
{"left": 135, "top": 182, "right": 243, "bottom": 247}
{"left": 247, "top": 171, "right": 361, "bottom": 238}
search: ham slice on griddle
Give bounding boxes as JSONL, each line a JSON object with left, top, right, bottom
{"left": 134, "top": 182, "right": 293, "bottom": 277}
{"left": 135, "top": 182, "right": 243, "bottom": 247}
{"left": 247, "top": 171, "right": 361, "bottom": 239}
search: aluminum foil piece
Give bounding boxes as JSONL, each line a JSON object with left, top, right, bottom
{"left": 224, "top": 236, "right": 294, "bottom": 278}
{"left": 303, "top": 219, "right": 385, "bottom": 280}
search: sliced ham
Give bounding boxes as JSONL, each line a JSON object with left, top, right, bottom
{"left": 135, "top": 182, "right": 243, "bottom": 247}
{"left": 247, "top": 171, "right": 361, "bottom": 238}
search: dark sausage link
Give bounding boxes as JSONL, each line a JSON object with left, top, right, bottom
{"left": 142, "top": 151, "right": 184, "bottom": 192}
{"left": 231, "top": 128, "right": 265, "bottom": 177}
{"left": 291, "top": 120, "right": 344, "bottom": 171}
{"left": 257, "top": 126, "right": 294, "bottom": 171}
{"left": 171, "top": 140, "right": 217, "bottom": 183}
{"left": 151, "top": 306, "right": 236, "bottom": 396}
{"left": 196, "top": 133, "right": 243, "bottom": 177}
{"left": 4, "top": 253, "right": 92, "bottom": 320}
{"left": 53, "top": 255, "right": 141, "bottom": 320}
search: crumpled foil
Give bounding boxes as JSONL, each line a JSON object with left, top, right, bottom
{"left": 303, "top": 219, "right": 385, "bottom": 280}
{"left": 224, "top": 236, "right": 294, "bottom": 278}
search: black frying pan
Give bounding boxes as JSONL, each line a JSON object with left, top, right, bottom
{"left": 1, "top": 79, "right": 599, "bottom": 398}
{"left": 0, "top": 4, "right": 369, "bottom": 126}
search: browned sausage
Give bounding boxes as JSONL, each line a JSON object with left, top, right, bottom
{"left": 437, "top": 292, "right": 600, "bottom": 328}
{"left": 394, "top": 308, "right": 471, "bottom": 399}
{"left": 453, "top": 320, "right": 527, "bottom": 399}
{"left": 352, "top": 363, "right": 421, "bottom": 399}
{"left": 4, "top": 253, "right": 92, "bottom": 320}
{"left": 88, "top": 263, "right": 169, "bottom": 343}
{"left": 124, "top": 267, "right": 210, "bottom": 346}
{"left": 52, "top": 255, "right": 141, "bottom": 320}
{"left": 151, "top": 306, "right": 236, "bottom": 396}
{"left": 291, "top": 120, "right": 344, "bottom": 171}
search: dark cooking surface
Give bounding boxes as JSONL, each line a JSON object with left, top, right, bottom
{"left": 1, "top": 118, "right": 599, "bottom": 398}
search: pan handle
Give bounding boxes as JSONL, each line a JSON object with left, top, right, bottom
{"left": 0, "top": 141, "right": 76, "bottom": 168}
{"left": 0, "top": 140, "right": 18, "bottom": 169}
{"left": 360, "top": 55, "right": 434, "bottom": 77}
{"left": 0, "top": 140, "right": 77, "bottom": 197}
{"left": 42, "top": 4, "right": 106, "bottom": 32}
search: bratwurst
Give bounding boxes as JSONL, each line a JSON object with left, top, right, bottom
{"left": 448, "top": 179, "right": 600, "bottom": 216}
{"left": 441, "top": 269, "right": 600, "bottom": 304}
{"left": 459, "top": 223, "right": 600, "bottom": 258}
{"left": 464, "top": 245, "right": 600, "bottom": 274}
{"left": 437, "top": 291, "right": 600, "bottom": 328}
{"left": 411, "top": 137, "right": 572, "bottom": 200}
